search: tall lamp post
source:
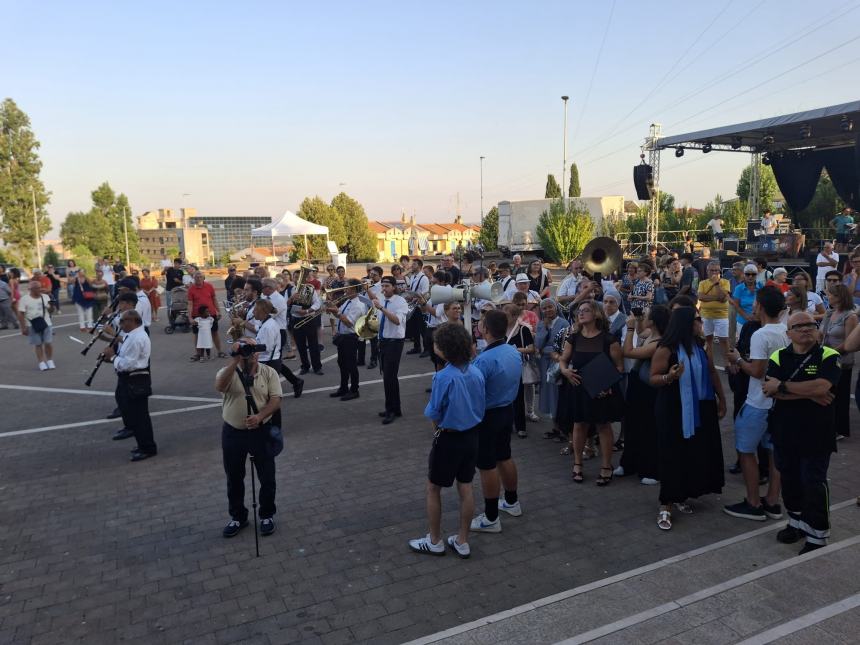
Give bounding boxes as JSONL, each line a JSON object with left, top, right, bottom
{"left": 31, "top": 186, "right": 41, "bottom": 271}
{"left": 479, "top": 156, "right": 485, "bottom": 228}
{"left": 561, "top": 96, "right": 569, "bottom": 202}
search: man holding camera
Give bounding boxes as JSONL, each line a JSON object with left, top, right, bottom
{"left": 216, "top": 338, "right": 283, "bottom": 538}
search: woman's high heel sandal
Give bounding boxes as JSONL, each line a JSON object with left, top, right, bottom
{"left": 571, "top": 462, "right": 584, "bottom": 483}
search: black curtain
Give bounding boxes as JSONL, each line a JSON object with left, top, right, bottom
{"left": 821, "top": 138, "right": 860, "bottom": 210}
{"left": 771, "top": 152, "right": 824, "bottom": 212}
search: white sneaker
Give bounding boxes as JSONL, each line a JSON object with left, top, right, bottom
{"left": 527, "top": 412, "right": 540, "bottom": 422}
{"left": 640, "top": 477, "right": 659, "bottom": 486}
{"left": 498, "top": 500, "right": 522, "bottom": 517}
{"left": 446, "top": 535, "right": 470, "bottom": 559}
{"left": 38, "top": 362, "right": 48, "bottom": 371}
{"left": 469, "top": 513, "right": 501, "bottom": 533}
{"left": 46, "top": 360, "right": 56, "bottom": 370}
{"left": 613, "top": 465, "right": 626, "bottom": 477}
{"left": 408, "top": 534, "right": 445, "bottom": 556}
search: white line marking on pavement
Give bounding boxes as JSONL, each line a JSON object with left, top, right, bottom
{"left": 0, "top": 321, "right": 80, "bottom": 339}
{"left": 734, "top": 592, "right": 860, "bottom": 644}
{"left": 0, "top": 403, "right": 221, "bottom": 438}
{"left": 0, "top": 383, "right": 221, "bottom": 402}
{"left": 405, "top": 499, "right": 858, "bottom": 645}
{"left": 555, "top": 535, "right": 860, "bottom": 645}
{"left": 298, "top": 371, "right": 434, "bottom": 395}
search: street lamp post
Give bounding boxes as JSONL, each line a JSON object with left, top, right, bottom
{"left": 31, "top": 186, "right": 41, "bottom": 270}
{"left": 122, "top": 206, "right": 131, "bottom": 268}
{"left": 479, "top": 156, "right": 485, "bottom": 228}
{"left": 561, "top": 96, "right": 569, "bottom": 202}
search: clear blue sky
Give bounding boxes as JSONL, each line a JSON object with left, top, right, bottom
{"left": 4, "top": 0, "right": 859, "bottom": 235}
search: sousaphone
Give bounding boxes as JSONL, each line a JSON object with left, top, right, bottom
{"left": 581, "top": 236, "right": 622, "bottom": 279}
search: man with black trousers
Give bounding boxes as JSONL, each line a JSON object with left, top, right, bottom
{"left": 358, "top": 267, "right": 383, "bottom": 369}
{"left": 328, "top": 279, "right": 368, "bottom": 401}
{"left": 372, "top": 276, "right": 408, "bottom": 424}
{"left": 163, "top": 257, "right": 184, "bottom": 311}
{"left": 288, "top": 279, "right": 323, "bottom": 375}
{"left": 406, "top": 258, "right": 430, "bottom": 356}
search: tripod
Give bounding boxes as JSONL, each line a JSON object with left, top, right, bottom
{"left": 239, "top": 363, "right": 261, "bottom": 558}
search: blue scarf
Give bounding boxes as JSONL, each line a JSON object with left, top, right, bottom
{"left": 677, "top": 345, "right": 714, "bottom": 439}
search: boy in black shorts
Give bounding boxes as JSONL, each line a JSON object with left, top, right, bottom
{"left": 409, "top": 323, "right": 486, "bottom": 559}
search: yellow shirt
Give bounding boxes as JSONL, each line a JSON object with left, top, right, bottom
{"left": 218, "top": 363, "right": 283, "bottom": 429}
{"left": 698, "top": 278, "right": 730, "bottom": 319}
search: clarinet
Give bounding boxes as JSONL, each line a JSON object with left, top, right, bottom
{"left": 81, "top": 310, "right": 120, "bottom": 356}
{"left": 85, "top": 332, "right": 122, "bottom": 387}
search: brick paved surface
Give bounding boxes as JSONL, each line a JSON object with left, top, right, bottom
{"left": 1, "top": 298, "right": 858, "bottom": 644}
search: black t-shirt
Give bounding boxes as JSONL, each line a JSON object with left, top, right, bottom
{"left": 165, "top": 267, "right": 184, "bottom": 290}
{"left": 767, "top": 344, "right": 841, "bottom": 454}
{"left": 47, "top": 273, "right": 61, "bottom": 290}
{"left": 679, "top": 265, "right": 697, "bottom": 294}
{"left": 507, "top": 325, "right": 534, "bottom": 349}
{"left": 528, "top": 272, "right": 548, "bottom": 294}
{"left": 447, "top": 266, "right": 461, "bottom": 285}
{"left": 728, "top": 320, "right": 761, "bottom": 416}
{"left": 693, "top": 258, "right": 711, "bottom": 281}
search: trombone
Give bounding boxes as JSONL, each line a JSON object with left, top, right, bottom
{"left": 292, "top": 284, "right": 366, "bottom": 329}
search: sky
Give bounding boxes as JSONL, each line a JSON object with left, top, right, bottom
{"left": 4, "top": 0, "right": 860, "bottom": 236}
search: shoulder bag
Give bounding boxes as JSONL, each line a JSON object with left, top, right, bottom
{"left": 236, "top": 367, "right": 283, "bottom": 457}
{"left": 29, "top": 296, "right": 49, "bottom": 333}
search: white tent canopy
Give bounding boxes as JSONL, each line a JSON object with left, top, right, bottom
{"left": 251, "top": 210, "right": 329, "bottom": 237}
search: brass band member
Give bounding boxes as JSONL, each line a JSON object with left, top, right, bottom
{"left": 328, "top": 279, "right": 368, "bottom": 400}
{"left": 372, "top": 276, "right": 409, "bottom": 424}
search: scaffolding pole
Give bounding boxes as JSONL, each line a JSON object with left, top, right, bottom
{"left": 646, "top": 123, "right": 662, "bottom": 250}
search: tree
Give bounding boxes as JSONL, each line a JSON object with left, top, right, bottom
{"left": 544, "top": 174, "right": 562, "bottom": 199}
{"left": 166, "top": 246, "right": 180, "bottom": 260}
{"left": 297, "top": 196, "right": 347, "bottom": 260}
{"left": 43, "top": 245, "right": 60, "bottom": 267}
{"left": 70, "top": 243, "right": 96, "bottom": 274}
{"left": 568, "top": 163, "right": 581, "bottom": 197}
{"left": 0, "top": 99, "right": 52, "bottom": 265}
{"left": 59, "top": 182, "right": 141, "bottom": 263}
{"left": 658, "top": 192, "right": 675, "bottom": 220}
{"left": 330, "top": 192, "right": 376, "bottom": 262}
{"left": 536, "top": 199, "right": 594, "bottom": 264}
{"left": 722, "top": 199, "right": 748, "bottom": 234}
{"left": 598, "top": 209, "right": 628, "bottom": 239}
{"left": 478, "top": 206, "right": 499, "bottom": 251}
{"left": 0, "top": 248, "right": 6, "bottom": 263}
{"left": 217, "top": 251, "right": 232, "bottom": 266}
{"left": 60, "top": 210, "right": 114, "bottom": 255}
{"left": 736, "top": 163, "right": 778, "bottom": 213}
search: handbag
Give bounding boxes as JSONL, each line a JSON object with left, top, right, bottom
{"left": 507, "top": 324, "right": 540, "bottom": 385}
{"left": 236, "top": 368, "right": 283, "bottom": 457}
{"left": 29, "top": 297, "right": 49, "bottom": 333}
{"left": 83, "top": 291, "right": 95, "bottom": 300}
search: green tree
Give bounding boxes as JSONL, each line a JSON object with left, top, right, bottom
{"left": 722, "top": 199, "right": 748, "bottom": 233}
{"left": 0, "top": 248, "right": 7, "bottom": 263}
{"left": 43, "top": 244, "right": 60, "bottom": 267}
{"left": 568, "top": 163, "right": 581, "bottom": 197}
{"left": 70, "top": 243, "right": 96, "bottom": 274}
{"left": 544, "top": 174, "right": 562, "bottom": 199}
{"left": 90, "top": 182, "right": 141, "bottom": 262}
{"left": 60, "top": 210, "right": 114, "bottom": 255}
{"left": 597, "top": 208, "right": 628, "bottom": 239}
{"left": 0, "top": 99, "right": 52, "bottom": 265}
{"left": 658, "top": 192, "right": 675, "bottom": 220}
{"left": 330, "top": 192, "right": 377, "bottom": 262}
{"left": 166, "top": 246, "right": 180, "bottom": 260}
{"left": 536, "top": 199, "right": 594, "bottom": 264}
{"left": 478, "top": 206, "right": 499, "bottom": 251}
{"left": 297, "top": 196, "right": 347, "bottom": 260}
{"left": 217, "top": 251, "right": 232, "bottom": 266}
{"left": 736, "top": 163, "right": 778, "bottom": 213}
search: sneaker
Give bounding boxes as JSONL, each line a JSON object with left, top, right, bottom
{"left": 527, "top": 412, "right": 540, "bottom": 422}
{"left": 723, "top": 500, "right": 766, "bottom": 521}
{"left": 469, "top": 513, "right": 501, "bottom": 533}
{"left": 260, "top": 518, "right": 275, "bottom": 536}
{"left": 38, "top": 362, "right": 48, "bottom": 371}
{"left": 640, "top": 477, "right": 659, "bottom": 486}
{"left": 760, "top": 497, "right": 783, "bottom": 520}
{"left": 729, "top": 462, "right": 742, "bottom": 474}
{"left": 408, "top": 534, "right": 445, "bottom": 556}
{"left": 498, "top": 500, "right": 522, "bottom": 517}
{"left": 836, "top": 434, "right": 846, "bottom": 441}
{"left": 446, "top": 535, "right": 470, "bottom": 559}
{"left": 517, "top": 430, "right": 528, "bottom": 439}
{"left": 222, "top": 519, "right": 248, "bottom": 538}
{"left": 776, "top": 525, "right": 803, "bottom": 544}
{"left": 798, "top": 541, "right": 825, "bottom": 555}
{"left": 46, "top": 360, "right": 56, "bottom": 369}
{"left": 613, "top": 465, "right": 626, "bottom": 477}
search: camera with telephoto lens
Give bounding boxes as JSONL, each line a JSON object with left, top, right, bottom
{"left": 231, "top": 343, "right": 267, "bottom": 358}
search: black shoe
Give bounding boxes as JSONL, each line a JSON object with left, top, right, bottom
{"left": 313, "top": 369, "right": 324, "bottom": 375}
{"left": 798, "top": 541, "right": 825, "bottom": 555}
{"left": 130, "top": 450, "right": 156, "bottom": 462}
{"left": 367, "top": 361, "right": 377, "bottom": 370}
{"left": 723, "top": 500, "right": 766, "bottom": 521}
{"left": 318, "top": 344, "right": 325, "bottom": 352}
{"left": 293, "top": 379, "right": 304, "bottom": 398}
{"left": 299, "top": 367, "right": 309, "bottom": 375}
{"left": 357, "top": 361, "right": 365, "bottom": 366}
{"left": 340, "top": 392, "right": 359, "bottom": 401}
{"left": 260, "top": 518, "right": 276, "bottom": 536}
{"left": 223, "top": 519, "right": 248, "bottom": 538}
{"left": 425, "top": 387, "right": 432, "bottom": 393}
{"left": 406, "top": 348, "right": 421, "bottom": 355}
{"left": 760, "top": 497, "right": 783, "bottom": 520}
{"left": 419, "top": 351, "right": 431, "bottom": 358}
{"left": 776, "top": 526, "right": 803, "bottom": 544}
{"left": 330, "top": 389, "right": 348, "bottom": 397}
{"left": 112, "top": 427, "right": 134, "bottom": 441}
{"left": 378, "top": 411, "right": 402, "bottom": 417}
{"left": 382, "top": 413, "right": 396, "bottom": 425}
{"left": 106, "top": 408, "right": 122, "bottom": 419}
{"left": 729, "top": 462, "right": 742, "bottom": 474}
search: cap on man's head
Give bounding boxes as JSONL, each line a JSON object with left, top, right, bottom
{"left": 515, "top": 274, "right": 530, "bottom": 283}
{"left": 118, "top": 277, "right": 138, "bottom": 290}
{"left": 744, "top": 263, "right": 758, "bottom": 274}
{"left": 773, "top": 267, "right": 788, "bottom": 276}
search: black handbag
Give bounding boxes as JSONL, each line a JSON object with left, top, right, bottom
{"left": 30, "top": 297, "right": 49, "bottom": 333}
{"left": 236, "top": 368, "right": 283, "bottom": 457}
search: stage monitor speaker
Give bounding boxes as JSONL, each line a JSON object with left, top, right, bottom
{"left": 747, "top": 220, "right": 760, "bottom": 243}
{"left": 723, "top": 239, "right": 740, "bottom": 253}
{"left": 633, "top": 163, "right": 654, "bottom": 200}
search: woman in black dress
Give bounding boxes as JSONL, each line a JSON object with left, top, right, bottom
{"left": 504, "top": 304, "right": 536, "bottom": 438}
{"left": 650, "top": 307, "right": 727, "bottom": 531}
{"left": 558, "top": 300, "right": 625, "bottom": 485}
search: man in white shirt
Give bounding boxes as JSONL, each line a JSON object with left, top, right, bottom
{"left": 761, "top": 211, "right": 777, "bottom": 235}
{"left": 17, "top": 279, "right": 55, "bottom": 370}
{"left": 327, "top": 279, "right": 369, "bottom": 401}
{"left": 504, "top": 273, "right": 540, "bottom": 307}
{"left": 557, "top": 259, "right": 584, "bottom": 308}
{"left": 358, "top": 267, "right": 383, "bottom": 369}
{"left": 101, "top": 259, "right": 116, "bottom": 296}
{"left": 102, "top": 310, "right": 156, "bottom": 461}
{"left": 288, "top": 279, "right": 323, "bottom": 376}
{"left": 260, "top": 278, "right": 304, "bottom": 397}
{"left": 816, "top": 242, "right": 839, "bottom": 293}
{"left": 371, "top": 276, "right": 409, "bottom": 424}
{"left": 707, "top": 215, "right": 724, "bottom": 248}
{"left": 406, "top": 259, "right": 431, "bottom": 356}
{"left": 724, "top": 285, "right": 787, "bottom": 521}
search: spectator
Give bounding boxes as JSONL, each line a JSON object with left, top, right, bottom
{"left": 525, "top": 259, "right": 551, "bottom": 298}
{"left": 535, "top": 298, "right": 567, "bottom": 439}
{"left": 754, "top": 257, "right": 772, "bottom": 289}
{"left": 815, "top": 242, "right": 839, "bottom": 293}
{"left": 45, "top": 265, "right": 62, "bottom": 313}
{"left": 17, "top": 278, "right": 56, "bottom": 371}
{"left": 140, "top": 268, "right": 161, "bottom": 323}
{"left": 692, "top": 247, "right": 712, "bottom": 281}
{"left": 830, "top": 206, "right": 855, "bottom": 252}
{"left": 91, "top": 269, "right": 109, "bottom": 321}
{"left": 841, "top": 250, "right": 860, "bottom": 307}
{"left": 779, "top": 286, "right": 808, "bottom": 325}
{"left": 698, "top": 261, "right": 730, "bottom": 360}
{"left": 791, "top": 271, "right": 826, "bottom": 320}
{"left": 820, "top": 283, "right": 856, "bottom": 441}
{"left": 224, "top": 266, "right": 239, "bottom": 304}
{"left": 187, "top": 271, "right": 228, "bottom": 358}
{"left": 66, "top": 260, "right": 79, "bottom": 300}
{"left": 506, "top": 274, "right": 541, "bottom": 310}
{"left": 71, "top": 269, "right": 96, "bottom": 331}
{"left": 730, "top": 264, "right": 758, "bottom": 337}
{"left": 678, "top": 253, "right": 698, "bottom": 299}
{"left": 163, "top": 258, "right": 184, "bottom": 309}
{"left": 503, "top": 303, "right": 536, "bottom": 439}
{"left": 0, "top": 273, "right": 16, "bottom": 329}
{"left": 769, "top": 267, "right": 790, "bottom": 294}
{"left": 629, "top": 263, "right": 654, "bottom": 311}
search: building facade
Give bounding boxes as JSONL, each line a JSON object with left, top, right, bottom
{"left": 137, "top": 208, "right": 211, "bottom": 266}
{"left": 185, "top": 214, "right": 273, "bottom": 260}
{"left": 367, "top": 214, "right": 480, "bottom": 262}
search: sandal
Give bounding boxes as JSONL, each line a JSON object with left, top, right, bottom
{"left": 560, "top": 445, "right": 571, "bottom": 455}
{"left": 657, "top": 509, "right": 672, "bottom": 530}
{"left": 674, "top": 502, "right": 693, "bottom": 514}
{"left": 543, "top": 430, "right": 559, "bottom": 440}
{"left": 596, "top": 467, "right": 613, "bottom": 487}
{"left": 571, "top": 462, "right": 584, "bottom": 483}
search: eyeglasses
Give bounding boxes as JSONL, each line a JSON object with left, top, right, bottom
{"left": 789, "top": 322, "right": 818, "bottom": 331}
{"left": 744, "top": 273, "right": 757, "bottom": 277}
{"left": 825, "top": 278, "right": 840, "bottom": 282}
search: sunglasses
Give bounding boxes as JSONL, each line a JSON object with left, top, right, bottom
{"left": 744, "top": 273, "right": 757, "bottom": 276}
{"left": 826, "top": 278, "right": 840, "bottom": 282}
{"left": 789, "top": 322, "right": 818, "bottom": 330}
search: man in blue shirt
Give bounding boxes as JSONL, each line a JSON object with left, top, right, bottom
{"left": 409, "top": 323, "right": 486, "bottom": 559}
{"left": 830, "top": 207, "right": 855, "bottom": 252}
{"left": 469, "top": 309, "right": 524, "bottom": 534}
{"left": 730, "top": 263, "right": 759, "bottom": 338}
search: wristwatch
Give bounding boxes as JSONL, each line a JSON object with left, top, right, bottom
{"left": 778, "top": 381, "right": 788, "bottom": 395}
{"left": 735, "top": 356, "right": 744, "bottom": 365}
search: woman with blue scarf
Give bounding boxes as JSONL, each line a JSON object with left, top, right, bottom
{"left": 536, "top": 298, "right": 568, "bottom": 440}
{"left": 650, "top": 307, "right": 726, "bottom": 531}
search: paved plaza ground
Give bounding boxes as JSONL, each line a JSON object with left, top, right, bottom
{"left": 1, "top": 286, "right": 858, "bottom": 644}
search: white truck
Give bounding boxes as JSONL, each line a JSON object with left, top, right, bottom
{"left": 497, "top": 197, "right": 625, "bottom": 256}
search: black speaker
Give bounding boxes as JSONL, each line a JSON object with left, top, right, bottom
{"left": 723, "top": 239, "right": 740, "bottom": 253}
{"left": 746, "top": 220, "right": 760, "bottom": 243}
{"left": 633, "top": 163, "right": 654, "bottom": 200}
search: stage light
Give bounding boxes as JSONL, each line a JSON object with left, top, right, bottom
{"left": 762, "top": 134, "right": 775, "bottom": 145}
{"left": 762, "top": 152, "right": 772, "bottom": 166}
{"left": 730, "top": 137, "right": 742, "bottom": 150}
{"left": 841, "top": 115, "right": 854, "bottom": 132}
{"left": 799, "top": 123, "right": 812, "bottom": 139}
{"left": 675, "top": 147, "right": 684, "bottom": 158}
{"left": 702, "top": 142, "right": 712, "bottom": 153}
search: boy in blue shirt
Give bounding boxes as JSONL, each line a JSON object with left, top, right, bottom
{"left": 409, "top": 323, "right": 486, "bottom": 558}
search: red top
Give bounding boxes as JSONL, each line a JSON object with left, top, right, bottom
{"left": 187, "top": 282, "right": 219, "bottom": 317}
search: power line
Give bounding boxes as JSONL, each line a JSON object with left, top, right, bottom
{"left": 570, "top": 0, "right": 617, "bottom": 145}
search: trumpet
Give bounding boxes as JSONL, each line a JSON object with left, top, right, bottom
{"left": 322, "top": 279, "right": 371, "bottom": 297}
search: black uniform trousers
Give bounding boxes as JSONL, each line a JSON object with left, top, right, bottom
{"left": 221, "top": 422, "right": 276, "bottom": 521}
{"left": 357, "top": 337, "right": 378, "bottom": 365}
{"left": 277, "top": 329, "right": 301, "bottom": 387}
{"left": 424, "top": 325, "right": 438, "bottom": 367}
{"left": 379, "top": 338, "right": 404, "bottom": 414}
{"left": 259, "top": 359, "right": 284, "bottom": 429}
{"left": 774, "top": 445, "right": 831, "bottom": 545}
{"left": 335, "top": 334, "right": 360, "bottom": 392}
{"left": 116, "top": 374, "right": 157, "bottom": 454}
{"left": 406, "top": 310, "right": 425, "bottom": 350}
{"left": 292, "top": 315, "right": 322, "bottom": 371}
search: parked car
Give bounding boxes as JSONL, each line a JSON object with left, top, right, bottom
{"left": 0, "top": 264, "right": 30, "bottom": 283}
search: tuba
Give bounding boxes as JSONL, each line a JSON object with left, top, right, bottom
{"left": 581, "top": 237, "right": 622, "bottom": 279}
{"left": 292, "top": 265, "right": 315, "bottom": 308}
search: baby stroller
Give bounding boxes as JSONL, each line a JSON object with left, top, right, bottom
{"left": 164, "top": 286, "right": 191, "bottom": 334}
